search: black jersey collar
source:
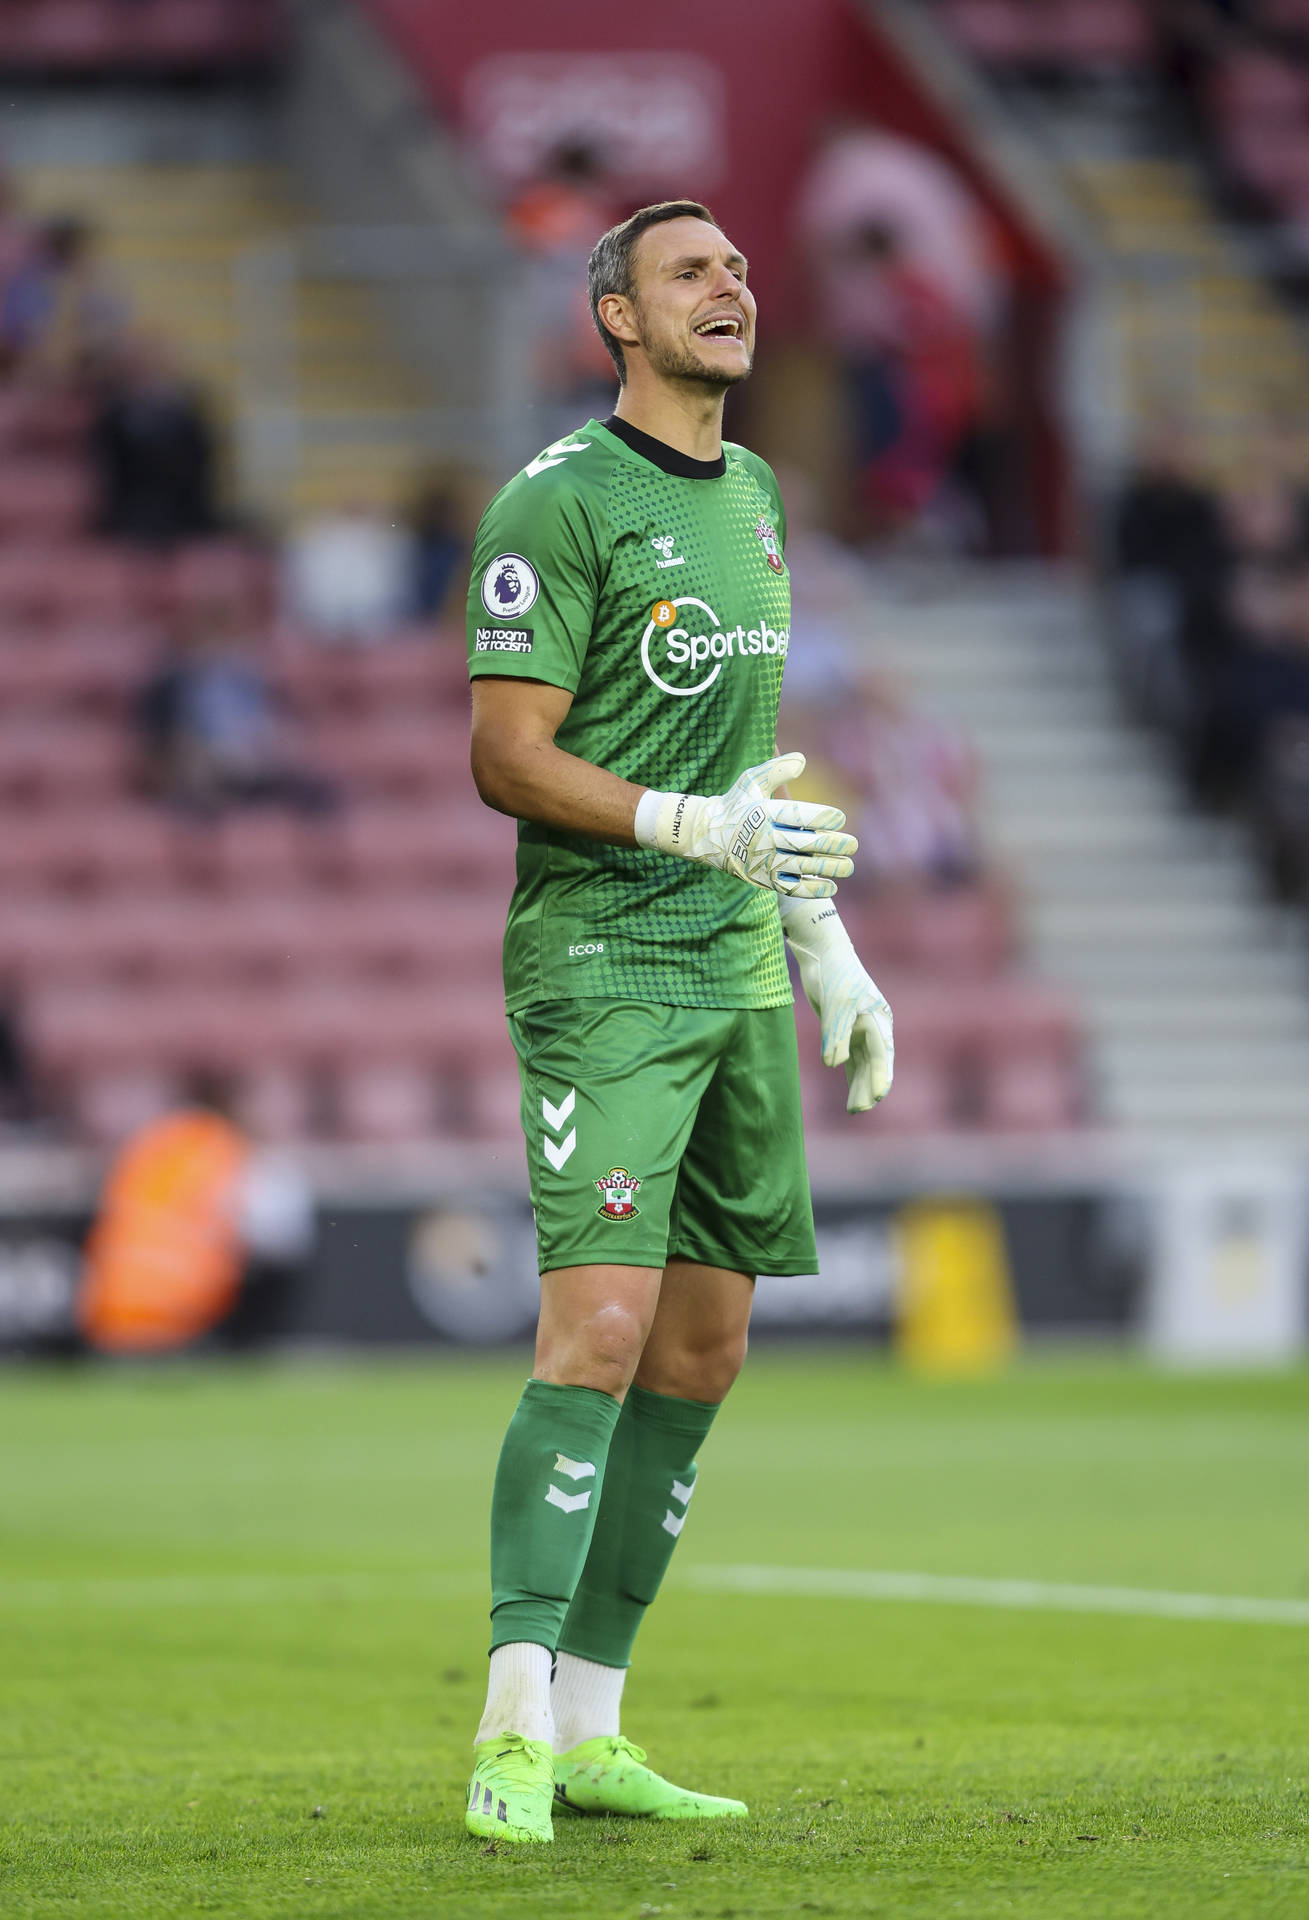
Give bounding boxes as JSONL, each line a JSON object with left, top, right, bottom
{"left": 602, "top": 413, "right": 726, "bottom": 480}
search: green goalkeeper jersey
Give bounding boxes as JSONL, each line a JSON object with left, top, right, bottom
{"left": 466, "top": 415, "right": 794, "bottom": 1013}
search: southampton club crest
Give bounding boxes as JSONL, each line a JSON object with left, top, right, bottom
{"left": 595, "top": 1167, "right": 642, "bottom": 1222}
{"left": 754, "top": 517, "right": 785, "bottom": 575}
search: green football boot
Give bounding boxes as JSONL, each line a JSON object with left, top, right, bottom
{"left": 465, "top": 1732, "right": 555, "bottom": 1843}
{"left": 553, "top": 1735, "right": 748, "bottom": 1820}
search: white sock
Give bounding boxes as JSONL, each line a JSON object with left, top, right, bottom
{"left": 551, "top": 1650, "right": 626, "bottom": 1752}
{"left": 475, "top": 1642, "right": 554, "bottom": 1747}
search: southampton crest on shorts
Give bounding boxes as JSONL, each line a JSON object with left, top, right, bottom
{"left": 595, "top": 1168, "right": 642, "bottom": 1221}
{"left": 754, "top": 517, "right": 785, "bottom": 574}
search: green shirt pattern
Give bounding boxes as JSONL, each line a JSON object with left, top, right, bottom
{"left": 467, "top": 417, "right": 794, "bottom": 1012}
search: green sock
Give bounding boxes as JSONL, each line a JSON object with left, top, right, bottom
{"left": 557, "top": 1384, "right": 720, "bottom": 1670}
{"left": 489, "top": 1377, "right": 622, "bottom": 1653}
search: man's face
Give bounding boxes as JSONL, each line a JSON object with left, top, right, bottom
{"left": 621, "top": 216, "right": 756, "bottom": 390}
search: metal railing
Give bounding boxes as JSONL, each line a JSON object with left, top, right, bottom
{"left": 234, "top": 224, "right": 535, "bottom": 511}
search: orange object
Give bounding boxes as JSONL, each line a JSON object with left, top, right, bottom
{"left": 79, "top": 1109, "right": 251, "bottom": 1352}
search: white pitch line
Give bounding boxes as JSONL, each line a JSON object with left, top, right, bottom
{"left": 686, "top": 1565, "right": 1309, "bottom": 1628}
{"left": 0, "top": 1570, "right": 484, "bottom": 1610}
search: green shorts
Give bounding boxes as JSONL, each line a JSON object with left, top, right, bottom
{"left": 509, "top": 997, "right": 818, "bottom": 1278}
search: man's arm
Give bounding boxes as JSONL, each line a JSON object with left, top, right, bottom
{"left": 470, "top": 676, "right": 856, "bottom": 897}
{"left": 470, "top": 675, "right": 643, "bottom": 845}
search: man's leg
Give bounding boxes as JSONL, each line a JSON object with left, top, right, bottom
{"left": 551, "top": 1260, "right": 754, "bottom": 1819}
{"left": 467, "top": 1262, "right": 660, "bottom": 1843}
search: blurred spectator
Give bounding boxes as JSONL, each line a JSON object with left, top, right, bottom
{"left": 92, "top": 333, "right": 216, "bottom": 547}
{"left": 798, "top": 129, "right": 999, "bottom": 544}
{"left": 135, "top": 598, "right": 338, "bottom": 816}
{"left": 283, "top": 498, "right": 415, "bottom": 642}
{"left": 1, "top": 215, "right": 124, "bottom": 380}
{"left": 409, "top": 474, "right": 467, "bottom": 620}
{"left": 0, "top": 995, "right": 36, "bottom": 1134}
{"left": 78, "top": 1085, "right": 314, "bottom": 1355}
{"left": 1113, "top": 416, "right": 1228, "bottom": 731}
{"left": 0, "top": 172, "right": 31, "bottom": 315}
{"left": 790, "top": 671, "right": 981, "bottom": 891}
{"left": 507, "top": 137, "right": 620, "bottom": 429}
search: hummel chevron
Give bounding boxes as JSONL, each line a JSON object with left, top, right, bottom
{"left": 663, "top": 1476, "right": 697, "bottom": 1538}
{"left": 545, "top": 1485, "right": 592, "bottom": 1515}
{"left": 542, "top": 1087, "right": 577, "bottom": 1170}
{"left": 553, "top": 1455, "right": 596, "bottom": 1482}
{"left": 526, "top": 436, "right": 590, "bottom": 479}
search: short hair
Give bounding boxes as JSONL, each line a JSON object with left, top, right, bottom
{"left": 587, "top": 199, "right": 718, "bottom": 384}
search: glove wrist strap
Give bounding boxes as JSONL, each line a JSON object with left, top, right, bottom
{"left": 778, "top": 894, "right": 850, "bottom": 949}
{"left": 636, "top": 789, "right": 701, "bottom": 857}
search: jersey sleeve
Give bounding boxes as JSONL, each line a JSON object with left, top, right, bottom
{"left": 466, "top": 468, "right": 604, "bottom": 692}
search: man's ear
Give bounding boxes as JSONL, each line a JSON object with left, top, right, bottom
{"left": 597, "top": 291, "right": 639, "bottom": 348}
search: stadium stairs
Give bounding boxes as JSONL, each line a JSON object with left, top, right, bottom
{"left": 870, "top": 562, "right": 1309, "bottom": 1146}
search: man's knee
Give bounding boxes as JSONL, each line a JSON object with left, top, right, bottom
{"left": 635, "top": 1326, "right": 748, "bottom": 1404}
{"left": 536, "top": 1298, "right": 649, "bottom": 1398}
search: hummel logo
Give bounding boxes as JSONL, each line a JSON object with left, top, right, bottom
{"left": 542, "top": 1087, "right": 576, "bottom": 1170}
{"left": 545, "top": 1452, "right": 597, "bottom": 1513}
{"left": 553, "top": 1454, "right": 596, "bottom": 1481}
{"left": 662, "top": 1474, "right": 697, "bottom": 1538}
{"left": 651, "top": 533, "right": 685, "bottom": 569}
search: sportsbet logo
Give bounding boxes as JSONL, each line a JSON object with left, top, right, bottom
{"left": 642, "top": 595, "right": 789, "bottom": 699}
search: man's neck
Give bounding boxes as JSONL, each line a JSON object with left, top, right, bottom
{"left": 612, "top": 378, "right": 727, "bottom": 463}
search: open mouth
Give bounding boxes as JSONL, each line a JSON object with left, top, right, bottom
{"left": 693, "top": 315, "right": 743, "bottom": 341}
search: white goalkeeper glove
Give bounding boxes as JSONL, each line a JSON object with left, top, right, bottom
{"left": 634, "top": 751, "right": 856, "bottom": 900}
{"left": 779, "top": 894, "right": 894, "bottom": 1112}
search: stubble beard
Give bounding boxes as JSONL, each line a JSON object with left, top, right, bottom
{"left": 637, "top": 308, "right": 754, "bottom": 391}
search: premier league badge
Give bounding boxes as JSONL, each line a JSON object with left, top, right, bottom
{"left": 481, "top": 552, "right": 540, "bottom": 618}
{"left": 754, "top": 518, "right": 785, "bottom": 574}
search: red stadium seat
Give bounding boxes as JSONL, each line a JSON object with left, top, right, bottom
{"left": 71, "top": 1067, "right": 180, "bottom": 1146}
{"left": 0, "top": 545, "right": 144, "bottom": 625}
{"left": 335, "top": 1062, "right": 437, "bottom": 1142}
{"left": 463, "top": 1062, "right": 524, "bottom": 1140}
{"left": 0, "top": 718, "right": 129, "bottom": 801}
{"left": 938, "top": 0, "right": 1036, "bottom": 64}
{"left": 0, "top": 2, "right": 126, "bottom": 66}
{"left": 1052, "top": 0, "right": 1152, "bottom": 66}
{"left": 0, "top": 459, "right": 91, "bottom": 539}
{"left": 231, "top": 1064, "right": 315, "bottom": 1142}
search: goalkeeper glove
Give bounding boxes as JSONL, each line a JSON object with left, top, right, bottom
{"left": 779, "top": 894, "right": 894, "bottom": 1112}
{"left": 634, "top": 752, "right": 856, "bottom": 900}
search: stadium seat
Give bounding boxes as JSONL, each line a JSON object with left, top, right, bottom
{"left": 0, "top": 459, "right": 91, "bottom": 539}
{"left": 211, "top": 811, "right": 304, "bottom": 890}
{"left": 0, "top": 2, "right": 125, "bottom": 67}
{"left": 0, "top": 719, "right": 129, "bottom": 801}
{"left": 335, "top": 1063, "right": 437, "bottom": 1142}
{"left": 72, "top": 1067, "right": 180, "bottom": 1147}
{"left": 231, "top": 1064, "right": 315, "bottom": 1142}
{"left": 463, "top": 1063, "right": 525, "bottom": 1140}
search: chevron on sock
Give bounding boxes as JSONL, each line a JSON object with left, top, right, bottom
{"left": 488, "top": 1378, "right": 622, "bottom": 1655}
{"left": 557, "top": 1384, "right": 720, "bottom": 1671}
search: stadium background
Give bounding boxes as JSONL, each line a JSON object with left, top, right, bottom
{"left": 0, "top": 7, "right": 1307, "bottom": 1915}
{"left": 0, "top": 0, "right": 1306, "bottom": 1361}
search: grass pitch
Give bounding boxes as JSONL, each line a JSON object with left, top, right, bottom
{"left": 1, "top": 1350, "right": 1306, "bottom": 1919}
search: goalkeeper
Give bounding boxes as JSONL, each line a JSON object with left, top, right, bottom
{"left": 463, "top": 199, "right": 893, "bottom": 1845}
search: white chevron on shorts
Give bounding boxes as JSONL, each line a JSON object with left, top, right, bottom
{"left": 542, "top": 1088, "right": 577, "bottom": 1169}
{"left": 543, "top": 1128, "right": 576, "bottom": 1170}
